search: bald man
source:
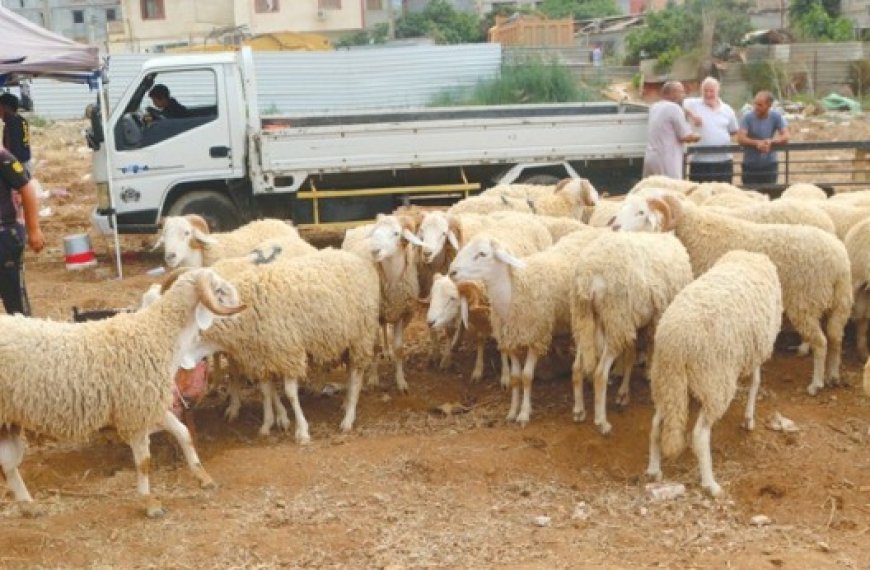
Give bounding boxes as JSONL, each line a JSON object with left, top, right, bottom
{"left": 642, "top": 81, "right": 700, "bottom": 180}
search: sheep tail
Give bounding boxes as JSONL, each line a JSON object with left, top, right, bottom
{"left": 571, "top": 291, "right": 598, "bottom": 379}
{"left": 654, "top": 359, "right": 689, "bottom": 459}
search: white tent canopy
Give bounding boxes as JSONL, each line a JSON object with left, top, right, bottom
{"left": 0, "top": 5, "right": 100, "bottom": 83}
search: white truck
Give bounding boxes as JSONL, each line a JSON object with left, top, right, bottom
{"left": 87, "top": 47, "right": 649, "bottom": 233}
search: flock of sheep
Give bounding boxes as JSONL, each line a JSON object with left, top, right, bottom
{"left": 2, "top": 175, "right": 870, "bottom": 517}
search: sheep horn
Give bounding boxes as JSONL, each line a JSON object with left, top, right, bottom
{"left": 195, "top": 271, "right": 246, "bottom": 316}
{"left": 646, "top": 197, "right": 674, "bottom": 232}
{"left": 159, "top": 267, "right": 191, "bottom": 293}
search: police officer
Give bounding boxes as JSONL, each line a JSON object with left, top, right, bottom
{"left": 0, "top": 148, "right": 44, "bottom": 315}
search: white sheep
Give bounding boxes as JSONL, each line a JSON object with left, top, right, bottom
{"left": 0, "top": 268, "right": 245, "bottom": 517}
{"left": 448, "top": 227, "right": 603, "bottom": 424}
{"left": 815, "top": 201, "right": 870, "bottom": 240}
{"left": 612, "top": 194, "right": 852, "bottom": 396}
{"left": 628, "top": 175, "right": 698, "bottom": 195}
{"left": 195, "top": 248, "right": 381, "bottom": 440}
{"left": 448, "top": 178, "right": 598, "bottom": 219}
{"left": 157, "top": 215, "right": 303, "bottom": 268}
{"left": 645, "top": 250, "right": 783, "bottom": 497}
{"left": 570, "top": 231, "right": 693, "bottom": 434}
{"left": 845, "top": 217, "right": 870, "bottom": 361}
{"left": 706, "top": 199, "right": 836, "bottom": 234}
{"left": 780, "top": 183, "right": 828, "bottom": 201}
{"left": 829, "top": 189, "right": 870, "bottom": 207}
{"left": 426, "top": 274, "right": 509, "bottom": 385}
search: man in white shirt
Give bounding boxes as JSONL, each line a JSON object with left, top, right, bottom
{"left": 683, "top": 76, "right": 739, "bottom": 183}
{"left": 642, "top": 81, "right": 700, "bottom": 179}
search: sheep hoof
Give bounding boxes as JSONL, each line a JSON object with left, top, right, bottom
{"left": 199, "top": 478, "right": 218, "bottom": 491}
{"left": 145, "top": 501, "right": 166, "bottom": 519}
{"left": 645, "top": 469, "right": 662, "bottom": 482}
{"left": 18, "top": 503, "right": 46, "bottom": 518}
{"left": 702, "top": 482, "right": 723, "bottom": 498}
{"left": 258, "top": 425, "right": 272, "bottom": 437}
{"left": 396, "top": 382, "right": 410, "bottom": 394}
{"left": 339, "top": 421, "right": 353, "bottom": 433}
{"left": 806, "top": 384, "right": 821, "bottom": 396}
{"left": 276, "top": 417, "right": 291, "bottom": 432}
{"left": 595, "top": 421, "right": 612, "bottom": 436}
{"left": 741, "top": 418, "right": 755, "bottom": 431}
{"left": 296, "top": 431, "right": 312, "bottom": 445}
{"left": 616, "top": 392, "right": 630, "bottom": 407}
{"left": 573, "top": 411, "right": 586, "bottom": 423}
{"left": 515, "top": 413, "right": 530, "bottom": 426}
{"left": 223, "top": 408, "right": 239, "bottom": 423}
{"left": 470, "top": 372, "right": 482, "bottom": 383}
{"left": 505, "top": 410, "right": 518, "bottom": 422}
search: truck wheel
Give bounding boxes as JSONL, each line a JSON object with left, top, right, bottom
{"left": 519, "top": 174, "right": 560, "bottom": 186}
{"left": 166, "top": 190, "right": 242, "bottom": 232}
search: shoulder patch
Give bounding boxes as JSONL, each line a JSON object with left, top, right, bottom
{"left": 11, "top": 161, "right": 24, "bottom": 174}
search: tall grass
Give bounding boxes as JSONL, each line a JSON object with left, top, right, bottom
{"left": 430, "top": 58, "right": 602, "bottom": 106}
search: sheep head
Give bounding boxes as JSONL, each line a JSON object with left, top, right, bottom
{"left": 611, "top": 193, "right": 683, "bottom": 232}
{"left": 449, "top": 235, "right": 525, "bottom": 284}
{"left": 418, "top": 211, "right": 460, "bottom": 263}
{"left": 159, "top": 215, "right": 218, "bottom": 268}
{"left": 426, "top": 272, "right": 460, "bottom": 330}
{"left": 369, "top": 214, "right": 424, "bottom": 262}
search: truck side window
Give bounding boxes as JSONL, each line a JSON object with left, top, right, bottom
{"left": 115, "top": 69, "right": 218, "bottom": 151}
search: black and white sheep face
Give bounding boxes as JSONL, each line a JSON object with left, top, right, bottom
{"left": 159, "top": 217, "right": 216, "bottom": 268}
{"left": 610, "top": 196, "right": 660, "bottom": 232}
{"left": 427, "top": 274, "right": 460, "bottom": 329}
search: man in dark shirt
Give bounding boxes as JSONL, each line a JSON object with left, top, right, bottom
{"left": 736, "top": 90, "right": 789, "bottom": 186}
{"left": 0, "top": 148, "right": 44, "bottom": 315}
{"left": 0, "top": 93, "right": 31, "bottom": 169}
{"left": 147, "top": 84, "right": 188, "bottom": 119}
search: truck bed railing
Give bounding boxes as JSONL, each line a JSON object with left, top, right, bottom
{"left": 684, "top": 141, "right": 870, "bottom": 196}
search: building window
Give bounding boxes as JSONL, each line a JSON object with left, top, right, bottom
{"left": 72, "top": 10, "right": 84, "bottom": 24}
{"left": 255, "top": 0, "right": 279, "bottom": 12}
{"left": 141, "top": 0, "right": 165, "bottom": 20}
{"left": 106, "top": 8, "right": 117, "bottom": 21}
{"left": 366, "top": 0, "right": 383, "bottom": 8}
{"left": 319, "top": 0, "right": 341, "bottom": 9}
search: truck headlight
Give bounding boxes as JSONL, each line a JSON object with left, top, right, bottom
{"left": 95, "top": 182, "right": 111, "bottom": 212}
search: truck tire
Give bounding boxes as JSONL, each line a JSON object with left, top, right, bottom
{"left": 519, "top": 174, "right": 560, "bottom": 186}
{"left": 166, "top": 190, "right": 242, "bottom": 232}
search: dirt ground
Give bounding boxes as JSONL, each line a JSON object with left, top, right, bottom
{"left": 1, "top": 117, "right": 869, "bottom": 569}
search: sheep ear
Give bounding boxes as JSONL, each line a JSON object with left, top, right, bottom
{"left": 646, "top": 197, "right": 674, "bottom": 232}
{"left": 446, "top": 215, "right": 462, "bottom": 249}
{"left": 195, "top": 304, "right": 216, "bottom": 330}
{"left": 179, "top": 352, "right": 198, "bottom": 370}
{"left": 460, "top": 296, "right": 470, "bottom": 330}
{"left": 150, "top": 234, "right": 164, "bottom": 251}
{"left": 580, "top": 179, "right": 600, "bottom": 206}
{"left": 493, "top": 245, "right": 526, "bottom": 269}
{"left": 193, "top": 228, "right": 219, "bottom": 246}
{"left": 402, "top": 228, "right": 425, "bottom": 247}
{"left": 446, "top": 229, "right": 460, "bottom": 251}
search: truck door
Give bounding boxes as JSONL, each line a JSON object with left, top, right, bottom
{"left": 109, "top": 66, "right": 236, "bottom": 227}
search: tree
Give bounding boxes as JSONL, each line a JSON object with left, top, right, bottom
{"left": 789, "top": 0, "right": 853, "bottom": 41}
{"left": 539, "top": 0, "right": 622, "bottom": 20}
{"left": 624, "top": 0, "right": 751, "bottom": 67}
{"left": 394, "top": 0, "right": 484, "bottom": 44}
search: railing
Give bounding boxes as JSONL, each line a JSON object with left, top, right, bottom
{"left": 684, "top": 141, "right": 870, "bottom": 195}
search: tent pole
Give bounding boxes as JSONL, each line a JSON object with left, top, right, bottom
{"left": 96, "top": 76, "right": 123, "bottom": 279}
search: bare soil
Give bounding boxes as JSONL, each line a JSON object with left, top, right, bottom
{"left": 1, "top": 118, "right": 869, "bottom": 569}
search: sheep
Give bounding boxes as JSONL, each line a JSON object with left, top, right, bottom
{"left": 426, "top": 274, "right": 509, "bottom": 385}
{"left": 612, "top": 194, "right": 853, "bottom": 396}
{"left": 342, "top": 214, "right": 427, "bottom": 393}
{"left": 0, "top": 268, "right": 246, "bottom": 517}
{"left": 157, "top": 215, "right": 303, "bottom": 268}
{"left": 448, "top": 227, "right": 603, "bottom": 424}
{"left": 535, "top": 215, "right": 588, "bottom": 241}
{"left": 697, "top": 191, "right": 769, "bottom": 209}
{"left": 448, "top": 178, "right": 599, "bottom": 219}
{"left": 706, "top": 199, "right": 836, "bottom": 234}
{"left": 199, "top": 248, "right": 381, "bottom": 440}
{"left": 864, "top": 356, "right": 870, "bottom": 396}
{"left": 815, "top": 201, "right": 870, "bottom": 240}
{"left": 829, "top": 189, "right": 870, "bottom": 207}
{"left": 781, "top": 183, "right": 828, "bottom": 202}
{"left": 844, "top": 217, "right": 870, "bottom": 361}
{"left": 629, "top": 175, "right": 698, "bottom": 195}
{"left": 480, "top": 183, "right": 559, "bottom": 200}
{"left": 570, "top": 231, "right": 693, "bottom": 434}
{"left": 586, "top": 198, "right": 625, "bottom": 227}
{"left": 645, "top": 250, "right": 783, "bottom": 497}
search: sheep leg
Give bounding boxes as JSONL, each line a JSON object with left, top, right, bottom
{"left": 515, "top": 350, "right": 539, "bottom": 426}
{"left": 380, "top": 324, "right": 394, "bottom": 361}
{"left": 857, "top": 317, "right": 869, "bottom": 363}
{"left": 615, "top": 343, "right": 637, "bottom": 407}
{"left": 160, "top": 410, "right": 216, "bottom": 490}
{"left": 796, "top": 342, "right": 811, "bottom": 357}
{"left": 794, "top": 318, "right": 827, "bottom": 395}
{"left": 742, "top": 367, "right": 762, "bottom": 431}
{"left": 283, "top": 379, "right": 311, "bottom": 445}
{"left": 438, "top": 327, "right": 454, "bottom": 370}
{"left": 692, "top": 412, "right": 721, "bottom": 497}
{"left": 128, "top": 431, "right": 164, "bottom": 518}
{"left": 258, "top": 381, "right": 276, "bottom": 436}
{"left": 270, "top": 381, "right": 291, "bottom": 433}
{"left": 593, "top": 347, "right": 617, "bottom": 435}
{"left": 825, "top": 309, "right": 848, "bottom": 386}
{"left": 470, "top": 334, "right": 485, "bottom": 382}
{"left": 340, "top": 366, "right": 364, "bottom": 433}
{"left": 224, "top": 376, "right": 243, "bottom": 422}
{"left": 570, "top": 350, "right": 586, "bottom": 422}
{"left": 645, "top": 410, "right": 663, "bottom": 481}
{"left": 499, "top": 351, "right": 511, "bottom": 390}
{"left": 0, "top": 425, "right": 32, "bottom": 502}
{"left": 506, "top": 352, "right": 522, "bottom": 421}
{"left": 393, "top": 317, "right": 410, "bottom": 393}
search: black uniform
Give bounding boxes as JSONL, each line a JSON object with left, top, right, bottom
{"left": 0, "top": 148, "right": 31, "bottom": 315}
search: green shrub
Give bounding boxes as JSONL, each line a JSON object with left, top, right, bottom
{"left": 741, "top": 60, "right": 789, "bottom": 99}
